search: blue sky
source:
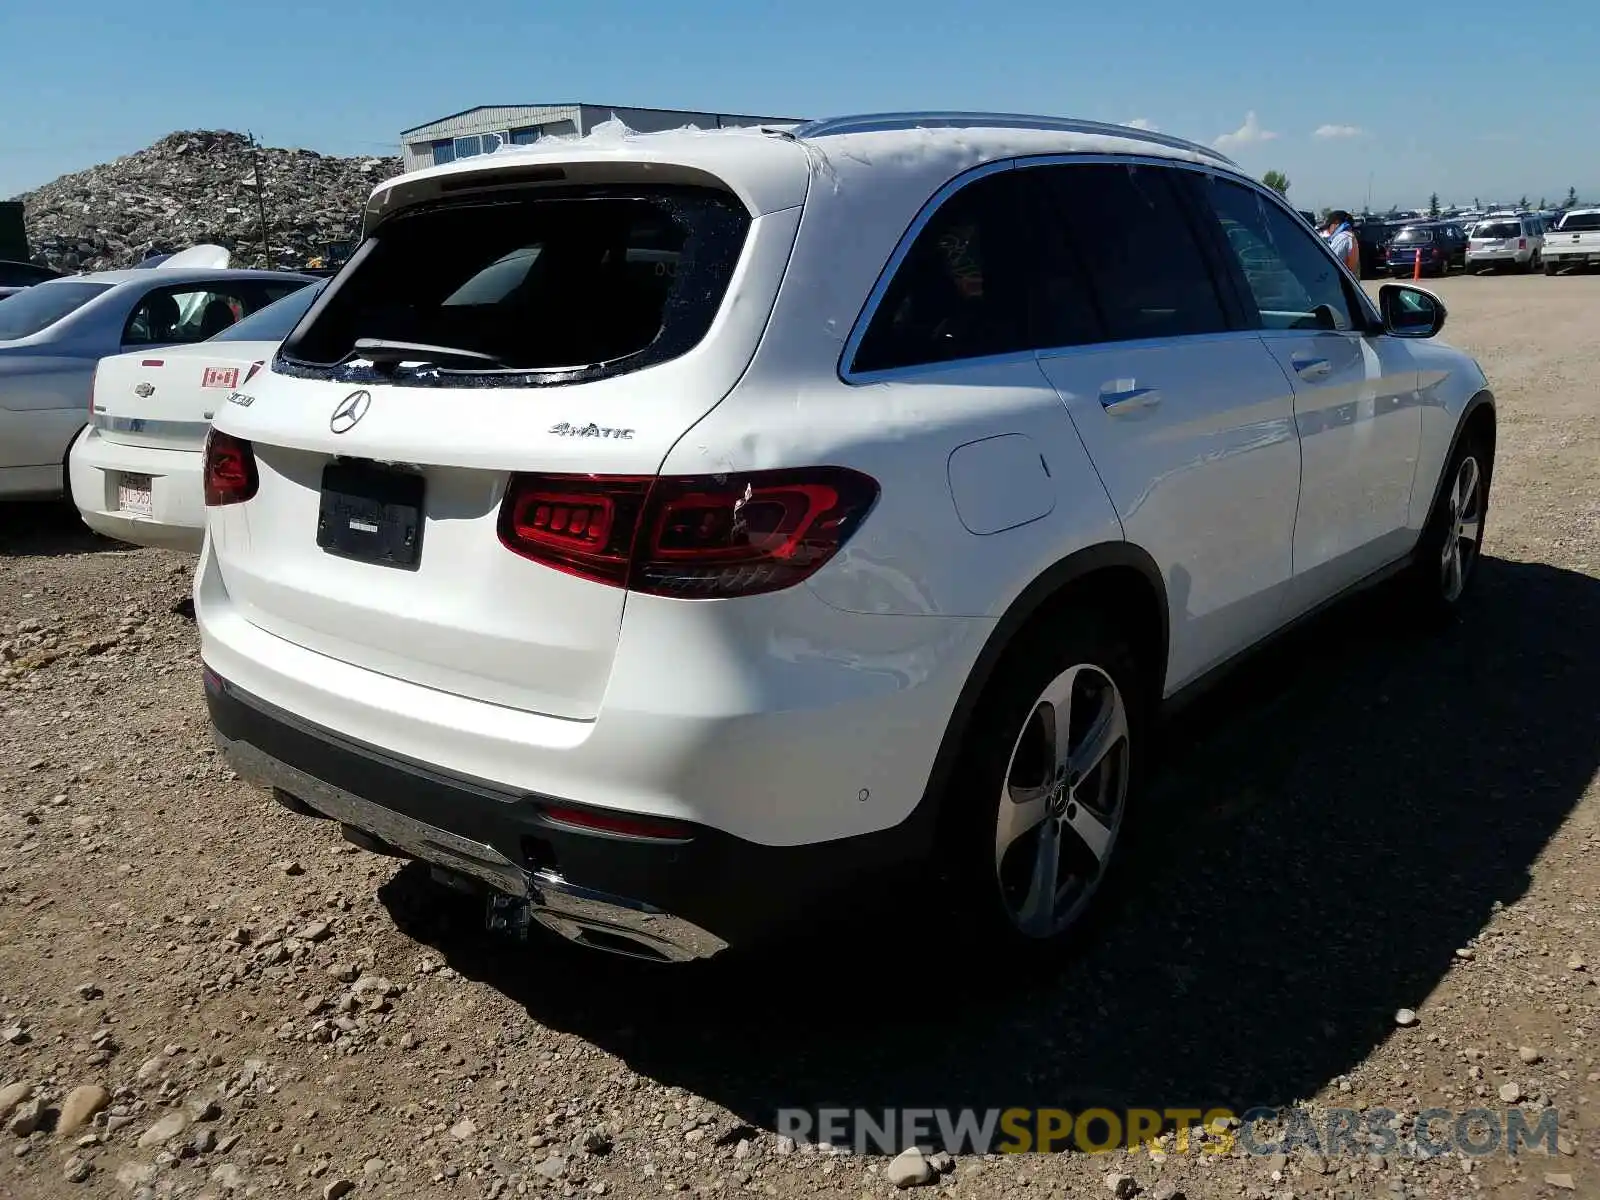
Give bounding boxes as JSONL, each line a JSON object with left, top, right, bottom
{"left": 2, "top": 0, "right": 1595, "bottom": 210}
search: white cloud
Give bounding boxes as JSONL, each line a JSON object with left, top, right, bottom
{"left": 1214, "top": 111, "right": 1279, "bottom": 151}
{"left": 1314, "top": 123, "right": 1364, "bottom": 139}
{"left": 1126, "top": 118, "right": 1159, "bottom": 131}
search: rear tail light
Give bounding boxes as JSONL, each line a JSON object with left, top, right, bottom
{"left": 538, "top": 803, "right": 690, "bottom": 841}
{"left": 203, "top": 429, "right": 258, "bottom": 506}
{"left": 498, "top": 466, "right": 879, "bottom": 598}
{"left": 1519, "top": 238, "right": 1527, "bottom": 249}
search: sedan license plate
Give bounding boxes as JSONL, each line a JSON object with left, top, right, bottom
{"left": 316, "top": 460, "right": 425, "bottom": 569}
{"left": 117, "top": 473, "right": 153, "bottom": 517}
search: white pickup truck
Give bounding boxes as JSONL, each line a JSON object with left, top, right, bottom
{"left": 1542, "top": 208, "right": 1600, "bottom": 274}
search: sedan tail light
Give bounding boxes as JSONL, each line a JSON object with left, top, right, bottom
{"left": 203, "top": 429, "right": 258, "bottom": 506}
{"left": 498, "top": 467, "right": 879, "bottom": 598}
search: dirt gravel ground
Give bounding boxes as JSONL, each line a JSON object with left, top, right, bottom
{"left": 2, "top": 273, "right": 1598, "bottom": 1200}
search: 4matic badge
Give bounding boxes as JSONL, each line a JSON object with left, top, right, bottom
{"left": 549, "top": 422, "right": 633, "bottom": 440}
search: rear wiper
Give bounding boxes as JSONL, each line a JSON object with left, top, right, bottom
{"left": 350, "top": 338, "right": 507, "bottom": 373}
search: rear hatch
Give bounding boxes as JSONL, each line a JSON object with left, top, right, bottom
{"left": 1472, "top": 221, "right": 1522, "bottom": 248}
{"left": 206, "top": 156, "right": 808, "bottom": 721}
{"left": 92, "top": 342, "right": 276, "bottom": 451}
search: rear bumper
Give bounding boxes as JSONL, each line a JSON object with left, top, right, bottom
{"left": 68, "top": 428, "right": 204, "bottom": 552}
{"left": 1465, "top": 249, "right": 1528, "bottom": 264}
{"left": 205, "top": 667, "right": 927, "bottom": 958}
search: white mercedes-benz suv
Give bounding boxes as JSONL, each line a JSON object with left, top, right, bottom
{"left": 196, "top": 113, "right": 1496, "bottom": 964}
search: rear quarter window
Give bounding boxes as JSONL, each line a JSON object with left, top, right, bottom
{"left": 0, "top": 280, "right": 113, "bottom": 340}
{"left": 279, "top": 185, "right": 750, "bottom": 386}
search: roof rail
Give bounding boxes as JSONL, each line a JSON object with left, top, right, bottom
{"left": 789, "top": 111, "right": 1238, "bottom": 168}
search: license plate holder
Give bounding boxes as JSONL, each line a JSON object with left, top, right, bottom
{"left": 117, "top": 473, "right": 153, "bottom": 517}
{"left": 316, "top": 460, "right": 425, "bottom": 569}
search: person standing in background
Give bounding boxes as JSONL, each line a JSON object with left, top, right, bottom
{"left": 1324, "top": 210, "right": 1360, "bottom": 275}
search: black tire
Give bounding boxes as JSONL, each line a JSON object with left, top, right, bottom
{"left": 1398, "top": 428, "right": 1492, "bottom": 622}
{"left": 936, "top": 605, "right": 1152, "bottom": 967}
{"left": 1544, "top": 260, "right": 1558, "bottom": 276}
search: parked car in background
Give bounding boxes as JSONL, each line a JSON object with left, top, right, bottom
{"left": 196, "top": 112, "right": 1497, "bottom": 965}
{"left": 1540, "top": 208, "right": 1600, "bottom": 274}
{"left": 1386, "top": 221, "right": 1465, "bottom": 276}
{"left": 1355, "top": 218, "right": 1402, "bottom": 277}
{"left": 1466, "top": 214, "right": 1543, "bottom": 273}
{"left": 70, "top": 280, "right": 325, "bottom": 549}
{"left": 0, "top": 259, "right": 62, "bottom": 300}
{"left": 0, "top": 264, "right": 315, "bottom": 501}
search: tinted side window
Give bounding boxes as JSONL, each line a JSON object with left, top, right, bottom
{"left": 122, "top": 285, "right": 291, "bottom": 346}
{"left": 851, "top": 171, "right": 1030, "bottom": 373}
{"left": 1200, "top": 177, "right": 1357, "bottom": 332}
{"left": 1031, "top": 163, "right": 1231, "bottom": 342}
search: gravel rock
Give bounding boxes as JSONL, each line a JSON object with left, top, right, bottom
{"left": 1106, "top": 1172, "right": 1140, "bottom": 1198}
{"left": 0, "top": 1083, "right": 31, "bottom": 1124}
{"left": 1544, "top": 1173, "right": 1576, "bottom": 1191}
{"left": 62, "top": 1154, "right": 93, "bottom": 1183}
{"left": 136, "top": 1109, "right": 188, "bottom": 1148}
{"left": 211, "top": 1161, "right": 245, "bottom": 1190}
{"left": 1393, "top": 1008, "right": 1418, "bottom": 1027}
{"left": 1498, "top": 1082, "right": 1523, "bottom": 1103}
{"left": 17, "top": 131, "right": 400, "bottom": 273}
{"left": 885, "top": 1147, "right": 935, "bottom": 1189}
{"left": 56, "top": 1084, "right": 112, "bottom": 1134}
{"left": 186, "top": 1095, "right": 222, "bottom": 1122}
{"left": 1518, "top": 1046, "right": 1542, "bottom": 1064}
{"left": 537, "top": 1154, "right": 567, "bottom": 1180}
{"left": 6, "top": 1098, "right": 43, "bottom": 1137}
{"left": 322, "top": 1181, "right": 355, "bottom": 1200}
{"left": 116, "top": 1162, "right": 158, "bottom": 1189}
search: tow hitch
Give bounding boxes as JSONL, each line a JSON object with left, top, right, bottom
{"left": 484, "top": 890, "right": 534, "bottom": 939}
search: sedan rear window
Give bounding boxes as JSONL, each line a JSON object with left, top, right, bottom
{"left": 209, "top": 280, "right": 322, "bottom": 342}
{"left": 0, "top": 280, "right": 113, "bottom": 340}
{"left": 1475, "top": 222, "right": 1521, "bottom": 238}
{"left": 279, "top": 185, "right": 750, "bottom": 386}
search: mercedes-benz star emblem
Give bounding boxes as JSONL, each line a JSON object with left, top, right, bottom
{"left": 329, "top": 390, "right": 371, "bottom": 434}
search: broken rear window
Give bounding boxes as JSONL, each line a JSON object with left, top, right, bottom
{"left": 278, "top": 185, "right": 750, "bottom": 386}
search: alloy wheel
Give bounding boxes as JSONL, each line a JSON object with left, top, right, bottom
{"left": 994, "top": 664, "right": 1130, "bottom": 939}
{"left": 1440, "top": 455, "right": 1484, "bottom": 602}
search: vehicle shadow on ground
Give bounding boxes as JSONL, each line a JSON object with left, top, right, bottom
{"left": 381, "top": 555, "right": 1600, "bottom": 1134}
{"left": 0, "top": 500, "right": 136, "bottom": 558}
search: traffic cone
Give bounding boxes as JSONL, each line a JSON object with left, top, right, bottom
{"left": 1413, "top": 248, "right": 1422, "bottom": 280}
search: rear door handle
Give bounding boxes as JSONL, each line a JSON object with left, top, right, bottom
{"left": 1292, "top": 355, "right": 1331, "bottom": 380}
{"left": 1099, "top": 384, "right": 1160, "bottom": 414}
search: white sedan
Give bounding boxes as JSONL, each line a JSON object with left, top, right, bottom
{"left": 0, "top": 258, "right": 314, "bottom": 501}
{"left": 70, "top": 280, "right": 325, "bottom": 551}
